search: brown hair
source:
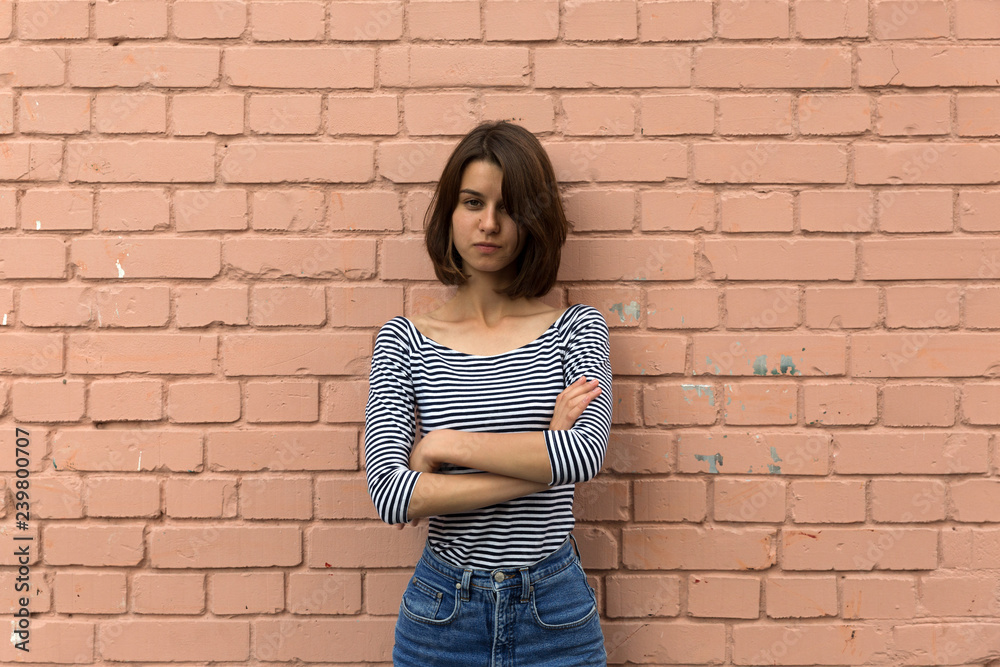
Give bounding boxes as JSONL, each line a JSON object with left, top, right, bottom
{"left": 424, "top": 120, "right": 568, "bottom": 299}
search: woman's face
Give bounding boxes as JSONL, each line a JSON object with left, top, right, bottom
{"left": 450, "top": 159, "right": 526, "bottom": 281}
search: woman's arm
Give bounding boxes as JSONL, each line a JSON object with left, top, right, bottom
{"left": 406, "top": 470, "right": 549, "bottom": 520}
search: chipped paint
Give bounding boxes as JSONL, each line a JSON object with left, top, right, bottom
{"left": 116, "top": 259, "right": 125, "bottom": 278}
{"left": 768, "top": 446, "right": 782, "bottom": 474}
{"left": 680, "top": 384, "right": 715, "bottom": 406}
{"left": 609, "top": 301, "right": 641, "bottom": 323}
{"left": 694, "top": 452, "right": 723, "bottom": 473}
{"left": 752, "top": 355, "right": 768, "bottom": 375}
{"left": 780, "top": 354, "right": 799, "bottom": 375}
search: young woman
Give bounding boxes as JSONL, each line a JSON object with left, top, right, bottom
{"left": 364, "top": 120, "right": 613, "bottom": 666}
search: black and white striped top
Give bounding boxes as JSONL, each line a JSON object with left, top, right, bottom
{"left": 364, "top": 303, "right": 613, "bottom": 569}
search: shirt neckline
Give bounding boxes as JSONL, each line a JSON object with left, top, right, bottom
{"left": 402, "top": 304, "right": 578, "bottom": 359}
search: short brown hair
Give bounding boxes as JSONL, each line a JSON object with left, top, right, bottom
{"left": 424, "top": 121, "right": 568, "bottom": 299}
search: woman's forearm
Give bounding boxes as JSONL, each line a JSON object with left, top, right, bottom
{"left": 434, "top": 430, "right": 554, "bottom": 484}
{"left": 407, "top": 470, "right": 550, "bottom": 520}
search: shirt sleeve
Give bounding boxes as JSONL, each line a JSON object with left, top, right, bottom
{"left": 542, "top": 306, "right": 613, "bottom": 486}
{"left": 364, "top": 320, "right": 422, "bottom": 525}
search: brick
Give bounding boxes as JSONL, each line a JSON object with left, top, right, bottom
{"left": 644, "top": 383, "right": 717, "bottom": 426}
{"left": 252, "top": 618, "right": 394, "bottom": 663}
{"left": 694, "top": 46, "right": 851, "bottom": 88}
{"left": 223, "top": 238, "right": 375, "bottom": 277}
{"left": 873, "top": 1, "right": 949, "bottom": 39}
{"left": 174, "top": 188, "right": 247, "bottom": 231}
{"left": 0, "top": 139, "right": 62, "bottom": 183}
{"left": 604, "top": 431, "right": 674, "bottom": 475}
{"left": 885, "top": 286, "right": 960, "bottom": 329}
{"left": 842, "top": 575, "right": 917, "bottom": 619}
{"left": 640, "top": 190, "right": 713, "bottom": 233}
{"left": 882, "top": 383, "right": 956, "bottom": 426}
{"left": 876, "top": 93, "right": 950, "bottom": 135}
{"left": 959, "top": 191, "right": 1000, "bottom": 231}
{"left": 248, "top": 94, "right": 321, "bottom": 134}
{"left": 485, "top": 0, "right": 559, "bottom": 41}
{"left": 564, "top": 190, "right": 634, "bottom": 232}
{"left": 798, "top": 93, "right": 872, "bottom": 135}
{"left": 12, "top": 379, "right": 85, "bottom": 422}
{"left": 207, "top": 428, "right": 357, "bottom": 471}
{"left": 167, "top": 381, "right": 242, "bottom": 423}
{"left": 173, "top": 0, "right": 247, "bottom": 38}
{"left": 641, "top": 94, "right": 714, "bottom": 135}
{"left": 852, "top": 332, "right": 1000, "bottom": 376}
{"left": 688, "top": 575, "right": 760, "bottom": 618}
{"left": 250, "top": 189, "right": 324, "bottom": 232}
{"left": 766, "top": 575, "right": 837, "bottom": 618}
{"left": 677, "top": 431, "right": 830, "bottom": 475}
{"left": 535, "top": 46, "right": 689, "bottom": 87}
{"left": 328, "top": 190, "right": 401, "bottom": 231}
{"left": 165, "top": 477, "right": 237, "bottom": 518}
{"left": 220, "top": 142, "right": 374, "bottom": 183}
{"left": 175, "top": 286, "right": 249, "bottom": 327}
{"left": 561, "top": 94, "right": 634, "bottom": 136}
{"left": 604, "top": 574, "right": 680, "bottom": 617}
{"left": 782, "top": 527, "right": 937, "bottom": 570}
{"left": 408, "top": 0, "right": 478, "bottom": 40}
{"left": 21, "top": 188, "right": 92, "bottom": 230}
{"left": 0, "top": 46, "right": 66, "bottom": 86}
{"left": 94, "top": 0, "right": 167, "bottom": 38}
{"left": 51, "top": 429, "right": 203, "bottom": 472}
{"left": 306, "top": 525, "right": 425, "bottom": 568}
{"left": 210, "top": 572, "right": 285, "bottom": 614}
{"left": 962, "top": 383, "right": 1000, "bottom": 425}
{"left": 878, "top": 189, "right": 953, "bottom": 233}
{"left": 86, "top": 476, "right": 161, "bottom": 517}
{"left": 327, "top": 95, "right": 399, "bottom": 136}
{"left": 150, "top": 526, "right": 301, "bottom": 568}
{"left": 856, "top": 142, "right": 1000, "bottom": 184}
{"left": 94, "top": 92, "right": 167, "bottom": 133}
{"left": 723, "top": 382, "right": 796, "bottom": 425}
{"left": 328, "top": 1, "right": 404, "bottom": 40}
{"left": 639, "top": 0, "right": 714, "bottom": 40}
{"left": 53, "top": 571, "right": 126, "bottom": 614}
{"left": 0, "top": 620, "right": 93, "bottom": 663}
{"left": 790, "top": 479, "right": 865, "bottom": 523}
{"left": 315, "top": 476, "right": 379, "bottom": 520}
{"left": 242, "top": 477, "right": 312, "bottom": 519}
{"left": 732, "top": 623, "right": 888, "bottom": 664}
{"left": 70, "top": 44, "right": 219, "bottom": 87}
{"left": 794, "top": 0, "right": 867, "bottom": 38}
{"left": 719, "top": 191, "right": 794, "bottom": 232}
{"left": 66, "top": 139, "right": 215, "bottom": 182}
{"left": 99, "top": 620, "right": 249, "bottom": 661}
{"left": 610, "top": 332, "right": 687, "bottom": 376}
{"left": 329, "top": 285, "right": 404, "bottom": 328}
{"left": 957, "top": 94, "right": 1000, "bottom": 137}
{"left": 956, "top": 0, "right": 1000, "bottom": 37}
{"left": 623, "top": 526, "right": 776, "bottom": 570}
{"left": 920, "top": 574, "right": 1000, "bottom": 616}
{"left": 43, "top": 525, "right": 144, "bottom": 566}
{"left": 0, "top": 237, "right": 66, "bottom": 279}
{"left": 634, "top": 478, "right": 707, "bottom": 521}
{"left": 68, "top": 333, "right": 217, "bottom": 374}
{"left": 561, "top": 239, "right": 695, "bottom": 281}
{"left": 799, "top": 189, "right": 874, "bottom": 233}
{"left": 89, "top": 379, "right": 163, "bottom": 422}
{"left": 0, "top": 333, "right": 63, "bottom": 374}
{"left": 173, "top": 92, "right": 244, "bottom": 135}
{"left": 803, "top": 382, "right": 878, "bottom": 428}
{"left": 225, "top": 46, "right": 373, "bottom": 87}
{"left": 32, "top": 475, "right": 83, "bottom": 519}
{"left": 481, "top": 93, "right": 555, "bottom": 133}
{"left": 287, "top": 572, "right": 361, "bottom": 614}
{"left": 951, "top": 480, "right": 1000, "bottom": 522}
{"left": 694, "top": 142, "right": 848, "bottom": 183}
{"left": 693, "top": 333, "right": 846, "bottom": 376}
{"left": 860, "top": 45, "right": 1000, "bottom": 87}
{"left": 725, "top": 287, "right": 799, "bottom": 328}
{"left": 222, "top": 333, "right": 370, "bottom": 376}
{"left": 604, "top": 621, "right": 726, "bottom": 664}
{"left": 714, "top": 478, "right": 786, "bottom": 522}
{"left": 132, "top": 573, "right": 205, "bottom": 614}
{"left": 251, "top": 0, "right": 325, "bottom": 40}
{"left": 97, "top": 188, "right": 170, "bottom": 231}
{"left": 17, "top": 92, "right": 90, "bottom": 134}
{"left": 718, "top": 94, "right": 792, "bottom": 135}
{"left": 71, "top": 238, "right": 220, "bottom": 278}
{"left": 546, "top": 141, "right": 687, "bottom": 182}
{"left": 564, "top": 0, "right": 637, "bottom": 40}
{"left": 646, "top": 286, "right": 719, "bottom": 329}
{"left": 805, "top": 287, "right": 880, "bottom": 329}
{"left": 574, "top": 478, "right": 629, "bottom": 521}
{"left": 17, "top": 1, "right": 90, "bottom": 39}
{"left": 871, "top": 479, "right": 946, "bottom": 523}
{"left": 834, "top": 432, "right": 988, "bottom": 474}
{"left": 250, "top": 285, "right": 326, "bottom": 326}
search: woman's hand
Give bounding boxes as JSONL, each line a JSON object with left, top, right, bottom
{"left": 409, "top": 429, "right": 446, "bottom": 474}
{"left": 549, "top": 376, "right": 602, "bottom": 431}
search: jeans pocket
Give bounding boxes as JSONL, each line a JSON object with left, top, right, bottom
{"left": 530, "top": 562, "right": 598, "bottom": 630}
{"left": 401, "top": 575, "right": 461, "bottom": 625}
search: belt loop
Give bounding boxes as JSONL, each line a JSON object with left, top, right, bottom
{"left": 460, "top": 569, "right": 473, "bottom": 602}
{"left": 568, "top": 533, "right": 582, "bottom": 560}
{"left": 519, "top": 566, "right": 530, "bottom": 603}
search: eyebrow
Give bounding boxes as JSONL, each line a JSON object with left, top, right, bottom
{"left": 459, "top": 189, "right": 485, "bottom": 197}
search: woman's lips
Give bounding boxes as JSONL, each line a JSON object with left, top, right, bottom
{"left": 474, "top": 244, "right": 499, "bottom": 253}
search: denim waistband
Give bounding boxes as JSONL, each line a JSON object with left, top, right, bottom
{"left": 418, "top": 535, "right": 582, "bottom": 600}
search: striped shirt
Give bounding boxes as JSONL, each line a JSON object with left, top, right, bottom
{"left": 364, "top": 303, "right": 613, "bottom": 569}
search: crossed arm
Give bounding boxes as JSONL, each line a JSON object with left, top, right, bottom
{"left": 407, "top": 377, "right": 601, "bottom": 519}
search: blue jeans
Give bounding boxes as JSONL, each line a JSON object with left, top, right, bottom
{"left": 393, "top": 535, "right": 607, "bottom": 666}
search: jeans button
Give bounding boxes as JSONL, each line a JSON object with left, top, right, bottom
{"left": 493, "top": 572, "right": 505, "bottom": 583}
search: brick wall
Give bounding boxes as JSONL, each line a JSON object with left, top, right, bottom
{"left": 2, "top": 0, "right": 1000, "bottom": 663}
